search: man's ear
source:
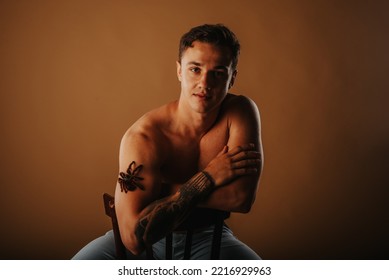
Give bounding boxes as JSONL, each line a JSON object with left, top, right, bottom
{"left": 176, "top": 61, "right": 182, "bottom": 82}
{"left": 228, "top": 69, "right": 238, "bottom": 89}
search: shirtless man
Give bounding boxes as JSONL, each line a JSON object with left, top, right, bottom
{"left": 73, "top": 24, "right": 263, "bottom": 260}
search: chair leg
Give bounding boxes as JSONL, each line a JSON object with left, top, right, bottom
{"left": 184, "top": 229, "right": 193, "bottom": 260}
{"left": 103, "top": 193, "right": 126, "bottom": 260}
{"left": 210, "top": 218, "right": 224, "bottom": 260}
{"left": 146, "top": 245, "right": 154, "bottom": 259}
{"left": 165, "top": 233, "right": 173, "bottom": 259}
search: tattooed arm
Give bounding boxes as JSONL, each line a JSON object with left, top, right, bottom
{"left": 130, "top": 146, "right": 258, "bottom": 253}
{"left": 114, "top": 127, "right": 214, "bottom": 254}
{"left": 114, "top": 125, "right": 259, "bottom": 255}
{"left": 134, "top": 171, "right": 214, "bottom": 246}
{"left": 114, "top": 128, "right": 166, "bottom": 255}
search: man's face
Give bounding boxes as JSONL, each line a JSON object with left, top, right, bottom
{"left": 177, "top": 41, "right": 237, "bottom": 114}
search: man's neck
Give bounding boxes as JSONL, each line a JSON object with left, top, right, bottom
{"left": 172, "top": 99, "right": 220, "bottom": 139}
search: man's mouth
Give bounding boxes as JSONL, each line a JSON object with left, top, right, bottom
{"left": 193, "top": 93, "right": 211, "bottom": 99}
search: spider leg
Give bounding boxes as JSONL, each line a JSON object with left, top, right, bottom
{"left": 118, "top": 177, "right": 123, "bottom": 185}
{"left": 128, "top": 161, "right": 136, "bottom": 173}
{"left": 133, "top": 164, "right": 143, "bottom": 175}
{"left": 133, "top": 181, "right": 145, "bottom": 191}
{"left": 133, "top": 175, "right": 144, "bottom": 181}
{"left": 117, "top": 165, "right": 146, "bottom": 192}
{"left": 118, "top": 178, "right": 127, "bottom": 193}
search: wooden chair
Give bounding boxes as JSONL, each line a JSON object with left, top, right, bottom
{"left": 103, "top": 193, "right": 127, "bottom": 259}
{"left": 103, "top": 193, "right": 226, "bottom": 260}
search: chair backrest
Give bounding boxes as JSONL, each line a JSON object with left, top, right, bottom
{"left": 103, "top": 193, "right": 224, "bottom": 260}
{"left": 103, "top": 193, "right": 126, "bottom": 259}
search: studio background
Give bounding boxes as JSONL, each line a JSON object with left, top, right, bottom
{"left": 1, "top": 0, "right": 388, "bottom": 259}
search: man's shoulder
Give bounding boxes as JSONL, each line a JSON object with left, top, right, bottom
{"left": 122, "top": 104, "right": 171, "bottom": 150}
{"left": 120, "top": 122, "right": 164, "bottom": 166}
{"left": 124, "top": 116, "right": 161, "bottom": 145}
{"left": 222, "top": 93, "right": 260, "bottom": 118}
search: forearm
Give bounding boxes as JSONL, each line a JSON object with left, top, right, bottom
{"left": 198, "top": 176, "right": 259, "bottom": 213}
{"left": 134, "top": 171, "right": 215, "bottom": 249}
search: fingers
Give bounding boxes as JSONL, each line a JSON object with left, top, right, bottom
{"left": 218, "top": 145, "right": 229, "bottom": 156}
{"left": 228, "top": 143, "right": 261, "bottom": 163}
{"left": 231, "top": 157, "right": 261, "bottom": 179}
{"left": 232, "top": 151, "right": 261, "bottom": 162}
{"left": 227, "top": 144, "right": 261, "bottom": 176}
{"left": 207, "top": 143, "right": 261, "bottom": 185}
{"left": 234, "top": 166, "right": 259, "bottom": 176}
{"left": 231, "top": 158, "right": 261, "bottom": 169}
{"left": 228, "top": 143, "right": 255, "bottom": 157}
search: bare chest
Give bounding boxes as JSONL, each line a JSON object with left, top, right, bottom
{"left": 161, "top": 121, "right": 229, "bottom": 186}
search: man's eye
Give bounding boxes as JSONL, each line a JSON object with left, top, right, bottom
{"left": 190, "top": 67, "right": 200, "bottom": 73}
{"left": 214, "top": 71, "right": 226, "bottom": 78}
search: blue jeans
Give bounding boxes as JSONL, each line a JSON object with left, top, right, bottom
{"left": 72, "top": 225, "right": 261, "bottom": 260}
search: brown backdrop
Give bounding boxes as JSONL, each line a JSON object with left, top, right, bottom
{"left": 1, "top": 0, "right": 388, "bottom": 259}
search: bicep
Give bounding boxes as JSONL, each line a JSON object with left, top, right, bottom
{"left": 227, "top": 96, "right": 263, "bottom": 169}
{"left": 223, "top": 96, "right": 263, "bottom": 210}
{"left": 114, "top": 132, "right": 163, "bottom": 233}
{"left": 227, "top": 97, "right": 263, "bottom": 209}
{"left": 201, "top": 96, "right": 263, "bottom": 212}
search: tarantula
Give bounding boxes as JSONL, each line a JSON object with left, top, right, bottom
{"left": 118, "top": 161, "right": 145, "bottom": 193}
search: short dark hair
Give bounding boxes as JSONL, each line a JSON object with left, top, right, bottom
{"left": 178, "top": 24, "right": 240, "bottom": 70}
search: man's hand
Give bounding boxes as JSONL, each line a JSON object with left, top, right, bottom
{"left": 204, "top": 143, "right": 261, "bottom": 187}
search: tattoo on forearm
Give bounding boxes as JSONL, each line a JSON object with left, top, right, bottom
{"left": 118, "top": 161, "right": 145, "bottom": 193}
{"left": 135, "top": 171, "right": 215, "bottom": 247}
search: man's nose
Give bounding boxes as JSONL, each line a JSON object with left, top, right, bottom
{"left": 198, "top": 72, "right": 213, "bottom": 89}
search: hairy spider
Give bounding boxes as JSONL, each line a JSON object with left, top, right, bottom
{"left": 118, "top": 161, "right": 145, "bottom": 193}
